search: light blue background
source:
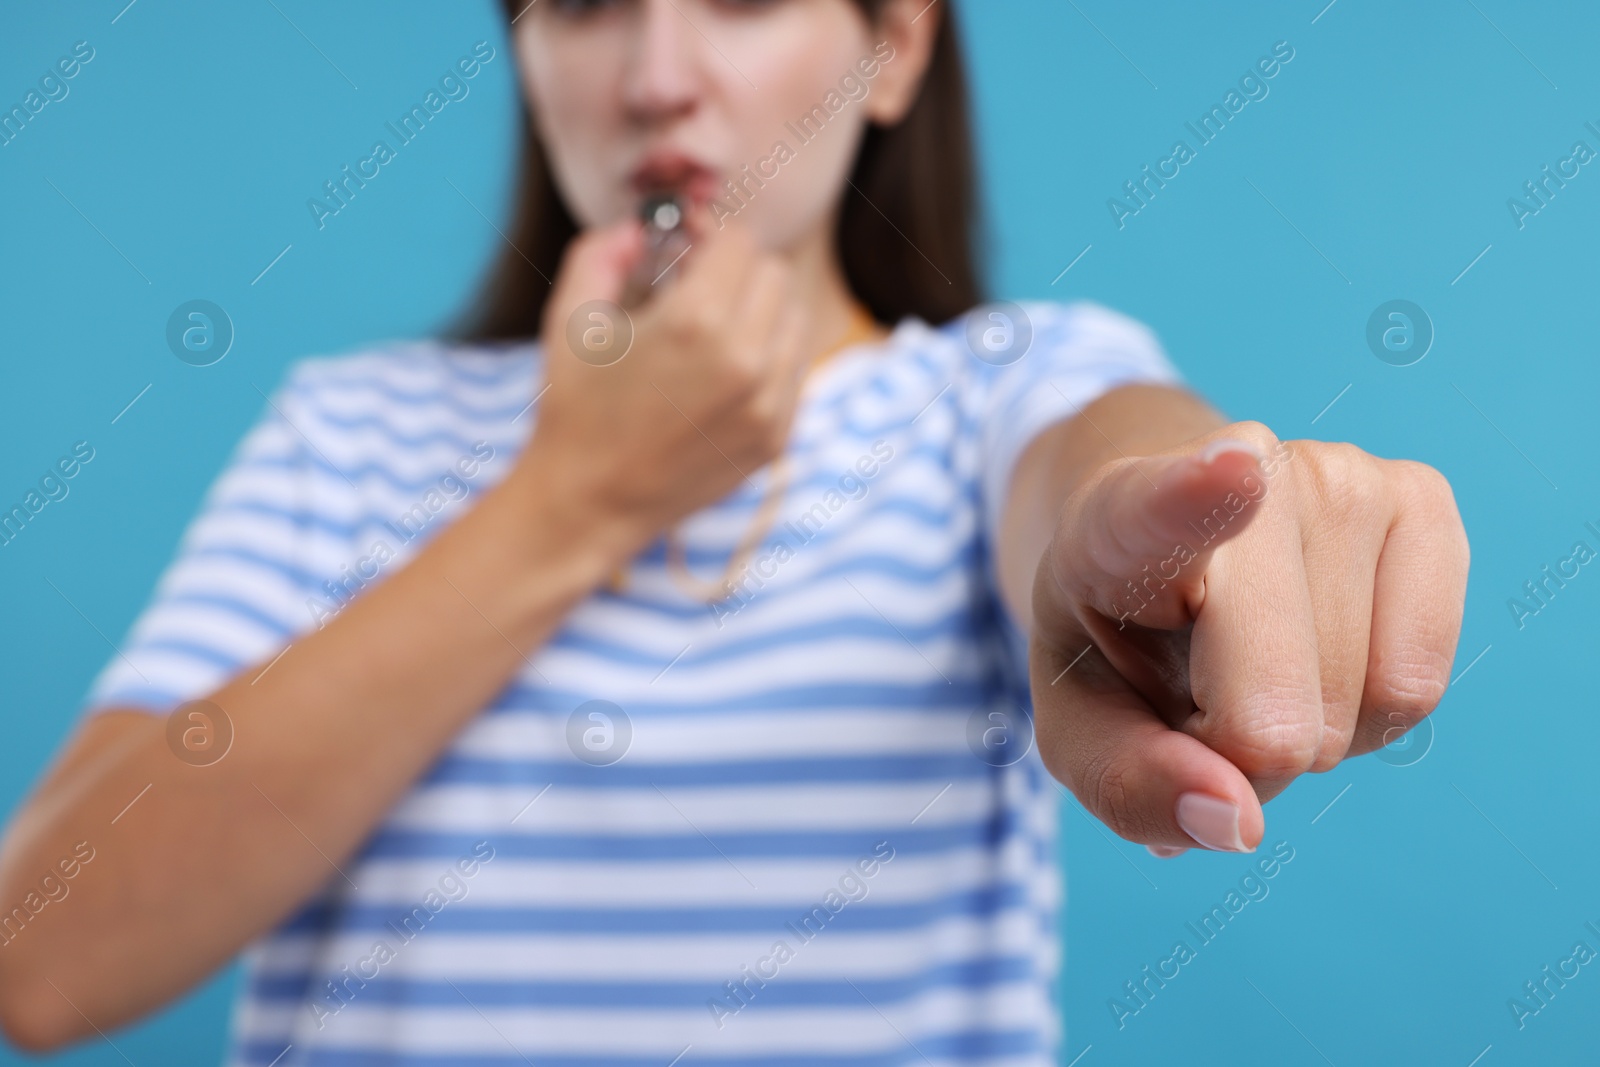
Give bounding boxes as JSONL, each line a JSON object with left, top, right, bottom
{"left": 2, "top": 1, "right": 1596, "bottom": 1064}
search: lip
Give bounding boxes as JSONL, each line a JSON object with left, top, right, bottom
{"left": 628, "top": 149, "right": 722, "bottom": 209}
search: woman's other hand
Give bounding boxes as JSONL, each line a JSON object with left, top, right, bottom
{"left": 521, "top": 217, "right": 809, "bottom": 553}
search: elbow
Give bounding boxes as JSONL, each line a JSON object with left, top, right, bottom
{"left": 0, "top": 967, "right": 92, "bottom": 1053}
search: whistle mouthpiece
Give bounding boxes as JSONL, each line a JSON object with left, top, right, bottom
{"left": 641, "top": 193, "right": 684, "bottom": 233}
{"left": 622, "top": 192, "right": 691, "bottom": 308}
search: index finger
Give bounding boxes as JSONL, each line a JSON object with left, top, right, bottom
{"left": 1044, "top": 436, "right": 1270, "bottom": 645}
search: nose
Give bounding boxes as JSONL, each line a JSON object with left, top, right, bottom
{"left": 623, "top": 0, "right": 703, "bottom": 124}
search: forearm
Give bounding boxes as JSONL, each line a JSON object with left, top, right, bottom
{"left": 0, "top": 455, "right": 643, "bottom": 1048}
{"left": 996, "top": 383, "right": 1225, "bottom": 632}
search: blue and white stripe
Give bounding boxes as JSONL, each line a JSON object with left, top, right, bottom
{"left": 88, "top": 301, "right": 1179, "bottom": 1066}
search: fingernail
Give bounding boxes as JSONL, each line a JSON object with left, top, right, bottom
{"left": 1175, "top": 792, "right": 1254, "bottom": 853}
{"left": 1146, "top": 844, "right": 1188, "bottom": 859}
{"left": 1197, "top": 438, "right": 1265, "bottom": 465}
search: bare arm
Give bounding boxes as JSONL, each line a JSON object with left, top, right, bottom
{"left": 0, "top": 219, "right": 809, "bottom": 1050}
{"left": 0, "top": 453, "right": 632, "bottom": 1049}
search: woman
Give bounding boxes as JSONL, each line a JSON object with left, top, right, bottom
{"left": 0, "top": 0, "right": 1468, "bottom": 1063}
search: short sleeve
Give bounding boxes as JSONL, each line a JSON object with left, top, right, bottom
{"left": 976, "top": 300, "right": 1183, "bottom": 551}
{"left": 84, "top": 369, "right": 331, "bottom": 715}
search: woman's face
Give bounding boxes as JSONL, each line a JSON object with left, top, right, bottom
{"left": 514, "top": 0, "right": 924, "bottom": 251}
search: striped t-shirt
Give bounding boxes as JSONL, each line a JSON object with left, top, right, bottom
{"left": 89, "top": 300, "right": 1179, "bottom": 1067}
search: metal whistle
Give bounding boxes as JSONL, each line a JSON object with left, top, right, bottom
{"left": 621, "top": 192, "right": 691, "bottom": 309}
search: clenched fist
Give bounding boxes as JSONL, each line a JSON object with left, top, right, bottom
{"left": 523, "top": 216, "right": 808, "bottom": 551}
{"left": 1029, "top": 423, "right": 1469, "bottom": 856}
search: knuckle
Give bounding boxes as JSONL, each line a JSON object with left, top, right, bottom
{"left": 1319, "top": 439, "right": 1373, "bottom": 476}
{"left": 1307, "top": 442, "right": 1384, "bottom": 520}
{"left": 1394, "top": 460, "right": 1460, "bottom": 515}
{"left": 1393, "top": 457, "right": 1448, "bottom": 492}
{"left": 659, "top": 302, "right": 698, "bottom": 343}
{"left": 690, "top": 303, "right": 728, "bottom": 341}
{"left": 1080, "top": 750, "right": 1154, "bottom": 843}
{"left": 1371, "top": 647, "right": 1450, "bottom": 721}
{"left": 1205, "top": 708, "right": 1321, "bottom": 782}
{"left": 1309, "top": 722, "right": 1352, "bottom": 774}
{"left": 1222, "top": 420, "right": 1280, "bottom": 453}
{"left": 664, "top": 299, "right": 722, "bottom": 344}
{"left": 719, "top": 356, "right": 761, "bottom": 401}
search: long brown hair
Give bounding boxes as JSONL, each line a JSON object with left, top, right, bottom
{"left": 452, "top": 0, "right": 982, "bottom": 341}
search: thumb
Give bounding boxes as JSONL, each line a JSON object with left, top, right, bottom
{"left": 1046, "top": 437, "right": 1269, "bottom": 635}
{"left": 541, "top": 220, "right": 644, "bottom": 349}
{"left": 1033, "top": 630, "right": 1267, "bottom": 854}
